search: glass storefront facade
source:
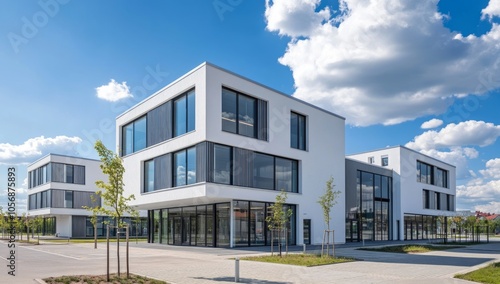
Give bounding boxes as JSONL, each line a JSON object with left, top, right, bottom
{"left": 404, "top": 214, "right": 446, "bottom": 240}
{"left": 346, "top": 170, "right": 392, "bottom": 242}
{"left": 85, "top": 216, "right": 148, "bottom": 238}
{"left": 149, "top": 200, "right": 296, "bottom": 247}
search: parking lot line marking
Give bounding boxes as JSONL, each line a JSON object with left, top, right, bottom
{"left": 20, "top": 246, "right": 82, "bottom": 260}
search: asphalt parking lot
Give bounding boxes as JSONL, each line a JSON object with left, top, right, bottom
{"left": 1, "top": 239, "right": 499, "bottom": 284}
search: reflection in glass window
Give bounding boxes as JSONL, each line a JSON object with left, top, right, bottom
{"left": 134, "top": 116, "right": 147, "bottom": 152}
{"left": 253, "top": 153, "right": 274, "bottom": 190}
{"left": 238, "top": 95, "right": 256, "bottom": 137}
{"left": 221, "top": 88, "right": 258, "bottom": 138}
{"left": 65, "top": 165, "right": 74, "bottom": 183}
{"left": 64, "top": 190, "right": 73, "bottom": 208}
{"left": 123, "top": 123, "right": 134, "bottom": 156}
{"left": 222, "top": 89, "right": 237, "bottom": 133}
{"left": 214, "top": 145, "right": 231, "bottom": 184}
{"left": 174, "top": 147, "right": 197, "bottom": 187}
{"left": 290, "top": 112, "right": 306, "bottom": 150}
{"left": 174, "top": 90, "right": 196, "bottom": 137}
{"left": 144, "top": 160, "right": 155, "bottom": 192}
{"left": 275, "top": 158, "right": 293, "bottom": 192}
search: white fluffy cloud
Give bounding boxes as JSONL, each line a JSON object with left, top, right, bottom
{"left": 421, "top": 118, "right": 443, "bottom": 129}
{"left": 475, "top": 201, "right": 500, "bottom": 214}
{"left": 0, "top": 136, "right": 82, "bottom": 164}
{"left": 406, "top": 120, "right": 500, "bottom": 179}
{"left": 96, "top": 79, "right": 132, "bottom": 102}
{"left": 407, "top": 121, "right": 500, "bottom": 151}
{"left": 265, "top": 0, "right": 500, "bottom": 126}
{"left": 479, "top": 158, "right": 500, "bottom": 179}
{"left": 482, "top": 0, "right": 500, "bottom": 20}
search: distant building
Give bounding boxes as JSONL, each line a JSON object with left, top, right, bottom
{"left": 347, "top": 146, "right": 456, "bottom": 241}
{"left": 27, "top": 154, "right": 147, "bottom": 238}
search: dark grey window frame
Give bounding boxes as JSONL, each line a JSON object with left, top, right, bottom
{"left": 290, "top": 112, "right": 307, "bottom": 150}
{"left": 221, "top": 87, "right": 267, "bottom": 141}
{"left": 121, "top": 115, "right": 147, "bottom": 156}
{"left": 173, "top": 89, "right": 196, "bottom": 138}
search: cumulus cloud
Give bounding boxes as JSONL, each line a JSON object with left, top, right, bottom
{"left": 406, "top": 120, "right": 500, "bottom": 179}
{"left": 265, "top": 0, "right": 500, "bottom": 126}
{"left": 482, "top": 0, "right": 500, "bottom": 20}
{"left": 479, "top": 158, "right": 500, "bottom": 179}
{"left": 407, "top": 121, "right": 500, "bottom": 151}
{"left": 421, "top": 118, "right": 443, "bottom": 129}
{"left": 96, "top": 79, "right": 132, "bottom": 102}
{"left": 0, "top": 136, "right": 82, "bottom": 165}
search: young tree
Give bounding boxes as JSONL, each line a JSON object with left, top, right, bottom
{"left": 32, "top": 216, "right": 43, "bottom": 244}
{"left": 266, "top": 190, "right": 293, "bottom": 257}
{"left": 94, "top": 140, "right": 137, "bottom": 277}
{"left": 317, "top": 177, "right": 340, "bottom": 257}
{"left": 83, "top": 193, "right": 101, "bottom": 249}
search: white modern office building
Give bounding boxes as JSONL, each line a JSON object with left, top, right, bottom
{"left": 347, "top": 146, "right": 456, "bottom": 241}
{"left": 27, "top": 154, "right": 147, "bottom": 238}
{"left": 116, "top": 62, "right": 346, "bottom": 247}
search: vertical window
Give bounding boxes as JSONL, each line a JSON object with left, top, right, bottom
{"left": 65, "top": 165, "right": 74, "bottom": 183}
{"left": 64, "top": 191, "right": 73, "bottom": 208}
{"left": 290, "top": 112, "right": 306, "bottom": 150}
{"left": 213, "top": 145, "right": 231, "bottom": 184}
{"left": 221, "top": 88, "right": 259, "bottom": 139}
{"left": 174, "top": 147, "right": 197, "bottom": 187}
{"left": 123, "top": 123, "right": 134, "bottom": 156}
{"left": 417, "top": 161, "right": 433, "bottom": 185}
{"left": 368, "top": 157, "right": 374, "bottom": 164}
{"left": 174, "top": 90, "right": 195, "bottom": 137}
{"left": 275, "top": 158, "right": 297, "bottom": 193}
{"left": 134, "top": 116, "right": 147, "bottom": 152}
{"left": 423, "top": 190, "right": 430, "bottom": 209}
{"left": 122, "top": 116, "right": 147, "bottom": 156}
{"left": 435, "top": 168, "right": 448, "bottom": 188}
{"left": 381, "top": 156, "right": 389, "bottom": 166}
{"left": 238, "top": 95, "right": 256, "bottom": 137}
{"left": 144, "top": 160, "right": 155, "bottom": 193}
{"left": 222, "top": 89, "right": 237, "bottom": 133}
{"left": 253, "top": 153, "right": 274, "bottom": 190}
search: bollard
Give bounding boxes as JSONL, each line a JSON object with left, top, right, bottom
{"left": 303, "top": 244, "right": 306, "bottom": 254}
{"left": 235, "top": 258, "right": 240, "bottom": 283}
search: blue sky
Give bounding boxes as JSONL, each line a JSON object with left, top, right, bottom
{"left": 1, "top": 0, "right": 500, "bottom": 214}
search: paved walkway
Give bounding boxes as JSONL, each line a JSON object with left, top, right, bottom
{"left": 1, "top": 239, "right": 499, "bottom": 283}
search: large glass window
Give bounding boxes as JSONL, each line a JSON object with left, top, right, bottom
{"left": 144, "top": 159, "right": 155, "bottom": 193}
{"left": 253, "top": 153, "right": 274, "bottom": 190}
{"left": 122, "top": 116, "right": 147, "bottom": 156}
{"left": 435, "top": 167, "right": 448, "bottom": 188}
{"left": 417, "top": 161, "right": 433, "bottom": 184}
{"left": 213, "top": 145, "right": 231, "bottom": 184}
{"left": 290, "top": 112, "right": 306, "bottom": 150}
{"left": 174, "top": 90, "right": 195, "bottom": 137}
{"left": 221, "top": 88, "right": 257, "bottom": 138}
{"left": 275, "top": 158, "right": 298, "bottom": 193}
{"left": 64, "top": 190, "right": 73, "bottom": 208}
{"left": 174, "top": 147, "right": 196, "bottom": 187}
{"left": 234, "top": 201, "right": 249, "bottom": 246}
{"left": 65, "top": 165, "right": 74, "bottom": 184}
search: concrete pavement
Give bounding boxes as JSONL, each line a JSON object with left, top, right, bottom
{"left": 0, "top": 239, "right": 499, "bottom": 284}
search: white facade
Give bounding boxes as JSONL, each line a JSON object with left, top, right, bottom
{"left": 27, "top": 154, "right": 105, "bottom": 237}
{"left": 116, "top": 62, "right": 346, "bottom": 247}
{"left": 348, "top": 146, "right": 456, "bottom": 240}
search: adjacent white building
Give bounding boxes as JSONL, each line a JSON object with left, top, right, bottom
{"left": 347, "top": 146, "right": 456, "bottom": 241}
{"left": 27, "top": 154, "right": 147, "bottom": 238}
{"left": 116, "top": 62, "right": 346, "bottom": 247}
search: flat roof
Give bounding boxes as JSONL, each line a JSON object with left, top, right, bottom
{"left": 347, "top": 145, "right": 456, "bottom": 168}
{"left": 28, "top": 153, "right": 101, "bottom": 167}
{"left": 116, "top": 61, "right": 346, "bottom": 120}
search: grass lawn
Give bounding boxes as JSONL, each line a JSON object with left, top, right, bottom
{"left": 358, "top": 244, "right": 463, "bottom": 254}
{"left": 43, "top": 273, "right": 167, "bottom": 284}
{"left": 455, "top": 262, "right": 500, "bottom": 284}
{"left": 241, "top": 253, "right": 355, "bottom": 267}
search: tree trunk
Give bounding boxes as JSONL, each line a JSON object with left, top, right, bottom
{"left": 117, "top": 225, "right": 121, "bottom": 276}
{"left": 94, "top": 224, "right": 97, "bottom": 249}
